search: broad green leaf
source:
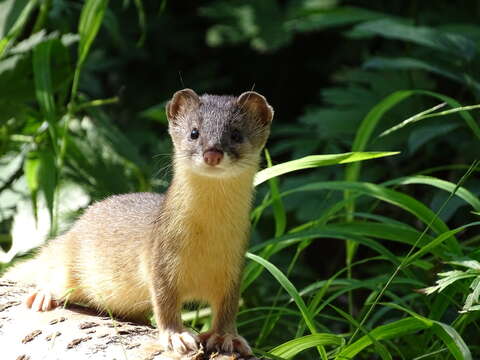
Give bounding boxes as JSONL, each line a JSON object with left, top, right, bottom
{"left": 71, "top": 0, "right": 109, "bottom": 103}
{"left": 140, "top": 102, "right": 168, "bottom": 123}
{"left": 0, "top": 0, "right": 30, "bottom": 38}
{"left": 24, "top": 153, "right": 40, "bottom": 222}
{"left": 381, "top": 303, "right": 472, "bottom": 360}
{"left": 286, "top": 6, "right": 386, "bottom": 33}
{"left": 432, "top": 322, "right": 472, "bottom": 360}
{"left": 270, "top": 333, "right": 344, "bottom": 358}
{"left": 0, "top": 0, "right": 38, "bottom": 58}
{"left": 78, "top": 0, "right": 110, "bottom": 67}
{"left": 33, "top": 38, "right": 56, "bottom": 144}
{"left": 365, "top": 57, "right": 480, "bottom": 96}
{"left": 254, "top": 151, "right": 399, "bottom": 186}
{"left": 39, "top": 149, "right": 57, "bottom": 233}
{"left": 352, "top": 19, "right": 476, "bottom": 61}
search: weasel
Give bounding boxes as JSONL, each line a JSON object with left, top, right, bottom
{"left": 4, "top": 89, "right": 273, "bottom": 356}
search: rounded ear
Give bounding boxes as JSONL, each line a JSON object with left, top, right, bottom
{"left": 237, "top": 91, "right": 274, "bottom": 126}
{"left": 166, "top": 88, "right": 200, "bottom": 122}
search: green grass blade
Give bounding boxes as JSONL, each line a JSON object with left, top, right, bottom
{"left": 269, "top": 333, "right": 344, "bottom": 358}
{"left": 381, "top": 302, "right": 472, "bottom": 360}
{"left": 384, "top": 175, "right": 480, "bottom": 211}
{"left": 245, "top": 228, "right": 402, "bottom": 296}
{"left": 330, "top": 304, "right": 392, "bottom": 360}
{"left": 284, "top": 181, "right": 458, "bottom": 252}
{"left": 246, "top": 253, "right": 328, "bottom": 359}
{"left": 432, "top": 322, "right": 472, "bottom": 360}
{"left": 405, "top": 222, "right": 480, "bottom": 267}
{"left": 246, "top": 253, "right": 317, "bottom": 334}
{"left": 335, "top": 317, "right": 429, "bottom": 359}
{"left": 254, "top": 151, "right": 399, "bottom": 186}
{"left": 345, "top": 90, "right": 413, "bottom": 184}
{"left": 265, "top": 149, "right": 286, "bottom": 237}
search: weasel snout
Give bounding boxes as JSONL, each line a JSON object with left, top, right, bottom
{"left": 203, "top": 148, "right": 224, "bottom": 166}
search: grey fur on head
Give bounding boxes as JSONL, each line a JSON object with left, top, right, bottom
{"left": 166, "top": 89, "right": 273, "bottom": 173}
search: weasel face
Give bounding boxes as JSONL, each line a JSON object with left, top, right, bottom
{"left": 166, "top": 89, "right": 274, "bottom": 178}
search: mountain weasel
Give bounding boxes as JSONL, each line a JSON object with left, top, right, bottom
{"left": 5, "top": 89, "right": 273, "bottom": 356}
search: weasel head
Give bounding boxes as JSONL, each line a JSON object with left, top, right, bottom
{"left": 166, "top": 89, "right": 273, "bottom": 178}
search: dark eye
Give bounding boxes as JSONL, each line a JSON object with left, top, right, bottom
{"left": 190, "top": 128, "right": 199, "bottom": 140}
{"left": 231, "top": 129, "right": 243, "bottom": 143}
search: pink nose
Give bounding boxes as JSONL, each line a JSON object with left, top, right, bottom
{"left": 203, "top": 149, "right": 224, "bottom": 166}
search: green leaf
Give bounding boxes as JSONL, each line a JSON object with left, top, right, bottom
{"left": 24, "top": 153, "right": 40, "bottom": 222}
{"left": 140, "top": 102, "right": 168, "bottom": 123}
{"left": 71, "top": 0, "right": 109, "bottom": 103}
{"left": 33, "top": 38, "right": 57, "bottom": 144}
{"left": 38, "top": 148, "right": 57, "bottom": 232}
{"left": 381, "top": 303, "right": 472, "bottom": 360}
{"left": 336, "top": 317, "right": 429, "bottom": 359}
{"left": 405, "top": 222, "right": 480, "bottom": 267}
{"left": 352, "top": 19, "right": 476, "bottom": 61}
{"left": 384, "top": 176, "right": 480, "bottom": 211}
{"left": 379, "top": 98, "right": 480, "bottom": 140}
{"left": 78, "top": 0, "right": 110, "bottom": 67}
{"left": 345, "top": 90, "right": 413, "bottom": 183}
{"left": 265, "top": 149, "right": 286, "bottom": 237}
{"left": 461, "top": 277, "right": 480, "bottom": 312}
{"left": 270, "top": 333, "right": 344, "bottom": 358}
{"left": 246, "top": 253, "right": 317, "bottom": 334}
{"left": 0, "top": 0, "right": 38, "bottom": 58}
{"left": 365, "top": 57, "right": 480, "bottom": 95}
{"left": 286, "top": 6, "right": 386, "bottom": 33}
{"left": 254, "top": 151, "right": 399, "bottom": 186}
{"left": 287, "top": 182, "right": 456, "bottom": 247}
{"left": 432, "top": 322, "right": 472, "bottom": 360}
{"left": 332, "top": 304, "right": 393, "bottom": 360}
{"left": 244, "top": 227, "right": 403, "bottom": 294}
{"left": 421, "top": 270, "right": 477, "bottom": 295}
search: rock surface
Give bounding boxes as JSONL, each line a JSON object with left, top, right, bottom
{"left": 0, "top": 280, "right": 262, "bottom": 360}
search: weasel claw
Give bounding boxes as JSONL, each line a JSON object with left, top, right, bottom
{"left": 200, "top": 331, "right": 252, "bottom": 356}
{"left": 25, "top": 290, "right": 58, "bottom": 312}
{"left": 159, "top": 330, "right": 199, "bottom": 354}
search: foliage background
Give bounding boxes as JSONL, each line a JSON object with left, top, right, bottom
{"left": 1, "top": 0, "right": 480, "bottom": 359}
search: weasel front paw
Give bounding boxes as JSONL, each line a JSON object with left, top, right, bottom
{"left": 25, "top": 290, "right": 58, "bottom": 312}
{"left": 159, "top": 329, "right": 199, "bottom": 354}
{"left": 199, "top": 331, "right": 252, "bottom": 356}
